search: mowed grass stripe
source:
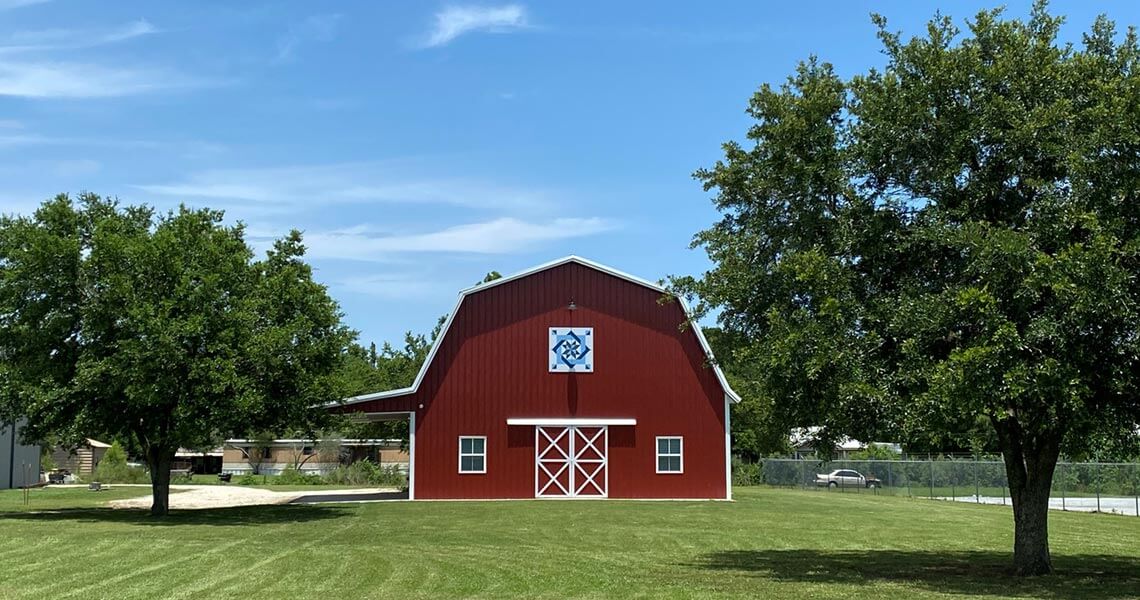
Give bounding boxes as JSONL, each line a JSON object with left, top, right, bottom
{"left": 27, "top": 539, "right": 246, "bottom": 600}
{"left": 0, "top": 537, "right": 127, "bottom": 586}
{"left": 165, "top": 506, "right": 366, "bottom": 599}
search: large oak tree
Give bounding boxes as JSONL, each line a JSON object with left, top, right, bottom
{"left": 0, "top": 194, "right": 352, "bottom": 515}
{"left": 676, "top": 3, "right": 1140, "bottom": 575}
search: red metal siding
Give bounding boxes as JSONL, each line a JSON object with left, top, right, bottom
{"left": 338, "top": 262, "right": 728, "bottom": 499}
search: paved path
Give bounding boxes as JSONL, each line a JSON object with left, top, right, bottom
{"left": 290, "top": 490, "right": 408, "bottom": 504}
{"left": 942, "top": 495, "right": 1140, "bottom": 517}
{"left": 105, "top": 485, "right": 396, "bottom": 510}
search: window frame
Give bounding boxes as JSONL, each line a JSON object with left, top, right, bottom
{"left": 458, "top": 435, "right": 487, "bottom": 474}
{"left": 655, "top": 436, "right": 684, "bottom": 474}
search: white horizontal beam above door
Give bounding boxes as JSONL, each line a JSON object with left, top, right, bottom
{"left": 508, "top": 418, "right": 636, "bottom": 426}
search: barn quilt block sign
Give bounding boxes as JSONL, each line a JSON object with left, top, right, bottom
{"left": 549, "top": 327, "right": 593, "bottom": 372}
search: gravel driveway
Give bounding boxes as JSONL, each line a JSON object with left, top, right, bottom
{"left": 106, "top": 485, "right": 392, "bottom": 510}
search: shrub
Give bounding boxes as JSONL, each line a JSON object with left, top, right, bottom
{"left": 273, "top": 465, "right": 323, "bottom": 486}
{"left": 732, "top": 457, "right": 762, "bottom": 486}
{"left": 40, "top": 447, "right": 56, "bottom": 472}
{"left": 237, "top": 474, "right": 260, "bottom": 486}
{"left": 324, "top": 461, "right": 406, "bottom": 487}
{"left": 90, "top": 441, "right": 150, "bottom": 484}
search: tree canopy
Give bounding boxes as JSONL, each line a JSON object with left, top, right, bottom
{"left": 676, "top": 2, "right": 1140, "bottom": 575}
{"left": 333, "top": 333, "right": 432, "bottom": 445}
{"left": 0, "top": 194, "right": 352, "bottom": 515}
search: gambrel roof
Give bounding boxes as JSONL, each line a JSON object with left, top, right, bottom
{"left": 335, "top": 256, "right": 741, "bottom": 407}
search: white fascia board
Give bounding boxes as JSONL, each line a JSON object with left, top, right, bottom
{"left": 507, "top": 418, "right": 636, "bottom": 426}
{"left": 331, "top": 256, "right": 741, "bottom": 408}
{"left": 329, "top": 289, "right": 466, "bottom": 408}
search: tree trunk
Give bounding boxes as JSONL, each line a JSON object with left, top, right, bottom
{"left": 1010, "top": 472, "right": 1054, "bottom": 576}
{"left": 993, "top": 417, "right": 1061, "bottom": 576}
{"left": 146, "top": 446, "right": 174, "bottom": 517}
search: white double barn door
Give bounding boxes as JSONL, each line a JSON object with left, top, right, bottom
{"left": 535, "top": 425, "right": 608, "bottom": 498}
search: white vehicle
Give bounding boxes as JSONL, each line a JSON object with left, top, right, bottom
{"left": 815, "top": 469, "right": 880, "bottom": 489}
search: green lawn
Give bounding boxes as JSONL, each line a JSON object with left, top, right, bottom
{"left": 0, "top": 486, "right": 158, "bottom": 512}
{"left": 1, "top": 487, "right": 1138, "bottom": 599}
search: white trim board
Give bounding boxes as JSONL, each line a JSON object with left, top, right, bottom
{"left": 331, "top": 256, "right": 741, "bottom": 408}
{"left": 507, "top": 418, "right": 636, "bottom": 426}
{"left": 724, "top": 394, "right": 732, "bottom": 501}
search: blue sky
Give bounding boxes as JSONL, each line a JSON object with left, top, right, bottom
{"left": 1, "top": 1, "right": 1137, "bottom": 347}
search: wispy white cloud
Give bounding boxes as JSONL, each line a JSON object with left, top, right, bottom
{"left": 276, "top": 13, "right": 341, "bottom": 62}
{"left": 421, "top": 4, "right": 528, "bottom": 48}
{"left": 0, "top": 18, "right": 204, "bottom": 99}
{"left": 0, "top": 60, "right": 204, "bottom": 98}
{"left": 334, "top": 273, "right": 447, "bottom": 299}
{"left": 610, "top": 25, "right": 769, "bottom": 46}
{"left": 102, "top": 19, "right": 159, "bottom": 43}
{"left": 0, "top": 0, "right": 50, "bottom": 11}
{"left": 0, "top": 18, "right": 210, "bottom": 99}
{"left": 47, "top": 158, "right": 101, "bottom": 177}
{"left": 0, "top": 157, "right": 103, "bottom": 180}
{"left": 0, "top": 132, "right": 223, "bottom": 156}
{"left": 299, "top": 217, "right": 616, "bottom": 261}
{"left": 133, "top": 162, "right": 555, "bottom": 212}
{"left": 1, "top": 19, "right": 159, "bottom": 52}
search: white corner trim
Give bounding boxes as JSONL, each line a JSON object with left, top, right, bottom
{"left": 724, "top": 394, "right": 732, "bottom": 501}
{"left": 330, "top": 256, "right": 741, "bottom": 408}
{"left": 507, "top": 418, "right": 636, "bottom": 426}
{"left": 408, "top": 411, "right": 416, "bottom": 500}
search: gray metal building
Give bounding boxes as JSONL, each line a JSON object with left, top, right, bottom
{"left": 1, "top": 419, "right": 40, "bottom": 489}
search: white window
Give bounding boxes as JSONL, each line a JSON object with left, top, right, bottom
{"left": 458, "top": 436, "right": 486, "bottom": 474}
{"left": 656, "top": 436, "right": 683, "bottom": 474}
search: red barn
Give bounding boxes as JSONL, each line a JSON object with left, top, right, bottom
{"left": 331, "top": 256, "right": 739, "bottom": 500}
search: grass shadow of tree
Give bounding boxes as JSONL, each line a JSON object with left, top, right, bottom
{"left": 0, "top": 503, "right": 354, "bottom": 527}
{"left": 691, "top": 549, "right": 1140, "bottom": 599}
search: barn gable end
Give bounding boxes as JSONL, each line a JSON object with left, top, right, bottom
{"left": 331, "top": 256, "right": 736, "bottom": 500}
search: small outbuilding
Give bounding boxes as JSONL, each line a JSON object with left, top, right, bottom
{"left": 50, "top": 438, "right": 111, "bottom": 478}
{"left": 331, "top": 256, "right": 739, "bottom": 500}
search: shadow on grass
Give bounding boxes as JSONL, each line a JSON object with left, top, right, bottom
{"left": 691, "top": 549, "right": 1140, "bottom": 599}
{"left": 289, "top": 490, "right": 408, "bottom": 503}
{"left": 0, "top": 503, "right": 354, "bottom": 526}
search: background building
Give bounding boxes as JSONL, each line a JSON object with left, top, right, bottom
{"left": 1, "top": 419, "right": 40, "bottom": 489}
{"left": 221, "top": 439, "right": 408, "bottom": 475}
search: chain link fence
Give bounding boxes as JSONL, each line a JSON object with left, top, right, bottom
{"left": 735, "top": 458, "right": 1140, "bottom": 517}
